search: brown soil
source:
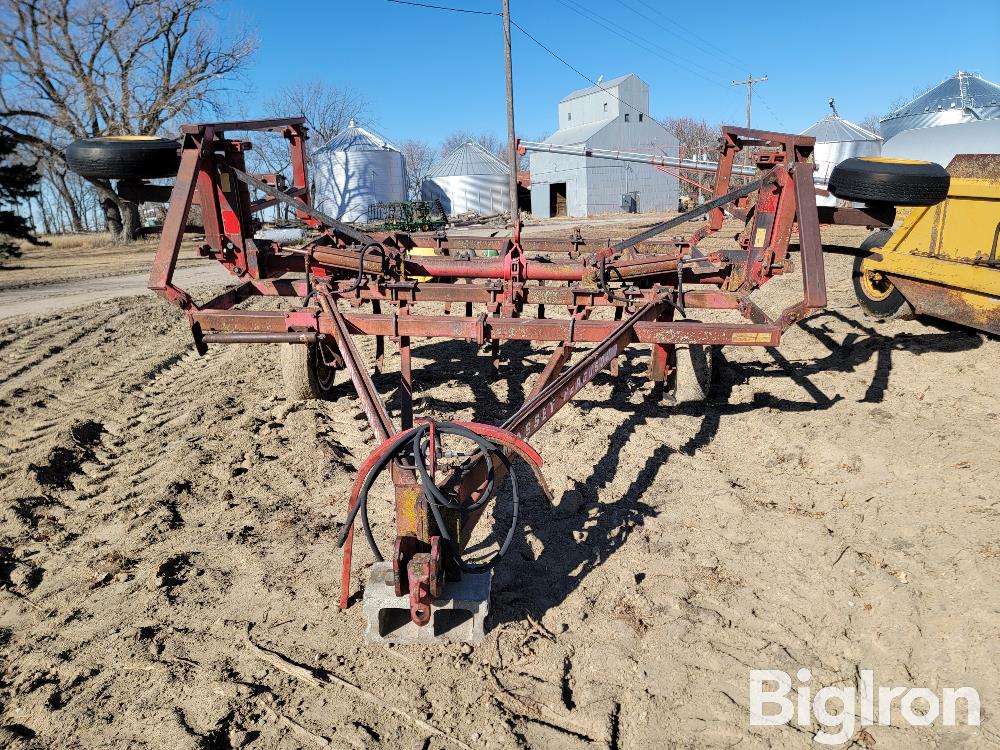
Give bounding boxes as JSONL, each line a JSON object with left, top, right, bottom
{"left": 0, "top": 222, "right": 998, "bottom": 749}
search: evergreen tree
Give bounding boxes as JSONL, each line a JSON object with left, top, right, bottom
{"left": 0, "top": 132, "right": 42, "bottom": 261}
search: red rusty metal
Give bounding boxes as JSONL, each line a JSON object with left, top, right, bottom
{"left": 145, "top": 118, "right": 829, "bottom": 632}
{"left": 338, "top": 420, "right": 545, "bottom": 609}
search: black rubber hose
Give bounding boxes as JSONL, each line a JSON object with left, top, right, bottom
{"left": 336, "top": 429, "right": 413, "bottom": 562}
{"left": 335, "top": 422, "right": 519, "bottom": 573}
{"left": 597, "top": 255, "right": 631, "bottom": 305}
{"left": 343, "top": 242, "right": 384, "bottom": 293}
{"left": 411, "top": 424, "right": 518, "bottom": 573}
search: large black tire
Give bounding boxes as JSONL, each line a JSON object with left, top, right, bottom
{"left": 280, "top": 343, "right": 338, "bottom": 401}
{"left": 828, "top": 157, "right": 949, "bottom": 206}
{"left": 65, "top": 136, "right": 180, "bottom": 180}
{"left": 852, "top": 230, "right": 909, "bottom": 318}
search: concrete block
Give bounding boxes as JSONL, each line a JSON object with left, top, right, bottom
{"left": 362, "top": 562, "right": 491, "bottom": 645}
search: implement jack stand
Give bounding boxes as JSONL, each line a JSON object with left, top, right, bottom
{"left": 363, "top": 562, "right": 491, "bottom": 644}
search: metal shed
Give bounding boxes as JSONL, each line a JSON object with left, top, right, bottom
{"left": 311, "top": 120, "right": 407, "bottom": 224}
{"left": 529, "top": 74, "right": 679, "bottom": 218}
{"left": 421, "top": 141, "right": 510, "bottom": 216}
{"left": 879, "top": 71, "right": 1000, "bottom": 141}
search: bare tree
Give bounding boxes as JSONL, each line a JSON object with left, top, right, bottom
{"left": 398, "top": 139, "right": 435, "bottom": 199}
{"left": 246, "top": 80, "right": 369, "bottom": 202}
{"left": 439, "top": 130, "right": 505, "bottom": 160}
{"left": 859, "top": 114, "right": 883, "bottom": 136}
{"left": 266, "top": 81, "right": 368, "bottom": 145}
{"left": 0, "top": 0, "right": 256, "bottom": 242}
{"left": 660, "top": 116, "right": 723, "bottom": 203}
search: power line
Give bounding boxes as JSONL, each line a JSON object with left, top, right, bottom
{"left": 554, "top": 0, "right": 731, "bottom": 90}
{"left": 625, "top": 0, "right": 751, "bottom": 69}
{"left": 385, "top": 0, "right": 499, "bottom": 15}
{"left": 753, "top": 92, "right": 788, "bottom": 129}
{"left": 611, "top": 0, "right": 742, "bottom": 79}
{"left": 384, "top": 0, "right": 697, "bottom": 148}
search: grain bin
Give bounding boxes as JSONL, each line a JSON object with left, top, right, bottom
{"left": 312, "top": 120, "right": 407, "bottom": 224}
{"left": 801, "top": 100, "right": 881, "bottom": 206}
{"left": 879, "top": 71, "right": 1000, "bottom": 141}
{"left": 421, "top": 141, "right": 510, "bottom": 216}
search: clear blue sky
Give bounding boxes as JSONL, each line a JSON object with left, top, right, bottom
{"left": 219, "top": 0, "right": 999, "bottom": 146}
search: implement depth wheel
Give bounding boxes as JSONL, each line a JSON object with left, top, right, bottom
{"left": 280, "top": 342, "right": 339, "bottom": 401}
{"left": 829, "top": 157, "right": 949, "bottom": 206}
{"left": 65, "top": 136, "right": 180, "bottom": 180}
{"left": 669, "top": 343, "right": 716, "bottom": 404}
{"left": 852, "top": 230, "right": 909, "bottom": 319}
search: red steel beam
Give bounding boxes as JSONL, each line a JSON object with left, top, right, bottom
{"left": 189, "top": 309, "right": 781, "bottom": 346}
{"left": 308, "top": 246, "right": 686, "bottom": 283}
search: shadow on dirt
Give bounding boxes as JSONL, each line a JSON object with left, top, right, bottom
{"left": 325, "top": 312, "right": 983, "bottom": 625}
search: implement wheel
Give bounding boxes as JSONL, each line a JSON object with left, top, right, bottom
{"left": 66, "top": 136, "right": 181, "bottom": 180}
{"left": 280, "top": 342, "right": 339, "bottom": 401}
{"left": 829, "top": 157, "right": 949, "bottom": 206}
{"left": 852, "top": 230, "right": 909, "bottom": 318}
{"left": 670, "top": 343, "right": 716, "bottom": 404}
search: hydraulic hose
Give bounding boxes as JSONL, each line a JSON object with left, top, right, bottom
{"left": 342, "top": 242, "right": 385, "bottom": 292}
{"left": 335, "top": 421, "right": 520, "bottom": 573}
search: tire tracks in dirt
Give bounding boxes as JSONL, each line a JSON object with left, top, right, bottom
{"left": 0, "top": 306, "right": 124, "bottom": 391}
{"left": 0, "top": 305, "right": 231, "bottom": 493}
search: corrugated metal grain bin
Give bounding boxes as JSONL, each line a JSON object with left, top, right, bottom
{"left": 801, "top": 101, "right": 882, "bottom": 206}
{"left": 312, "top": 120, "right": 407, "bottom": 224}
{"left": 421, "top": 141, "right": 510, "bottom": 216}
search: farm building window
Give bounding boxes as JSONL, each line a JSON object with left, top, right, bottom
{"left": 624, "top": 113, "right": 630, "bottom": 122}
{"left": 568, "top": 112, "right": 572, "bottom": 122}
{"left": 639, "top": 113, "right": 643, "bottom": 122}
{"left": 604, "top": 103, "right": 608, "bottom": 112}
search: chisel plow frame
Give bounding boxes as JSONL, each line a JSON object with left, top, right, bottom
{"left": 149, "top": 118, "right": 826, "bottom": 636}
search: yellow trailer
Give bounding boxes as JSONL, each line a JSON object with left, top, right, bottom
{"left": 834, "top": 155, "right": 1000, "bottom": 335}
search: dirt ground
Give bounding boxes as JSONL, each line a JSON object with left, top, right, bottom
{"left": 1, "top": 219, "right": 998, "bottom": 749}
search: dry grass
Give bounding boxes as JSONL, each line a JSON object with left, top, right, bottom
{"left": 1, "top": 231, "right": 205, "bottom": 289}
{"left": 32, "top": 232, "right": 116, "bottom": 251}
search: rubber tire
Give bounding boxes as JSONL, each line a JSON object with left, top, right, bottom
{"left": 670, "top": 343, "right": 716, "bottom": 404}
{"left": 280, "top": 343, "right": 338, "bottom": 401}
{"left": 65, "top": 136, "right": 180, "bottom": 180}
{"left": 852, "top": 230, "right": 908, "bottom": 318}
{"left": 828, "top": 157, "right": 949, "bottom": 206}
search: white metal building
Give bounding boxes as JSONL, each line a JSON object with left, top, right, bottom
{"left": 421, "top": 141, "right": 510, "bottom": 216}
{"left": 879, "top": 71, "right": 1000, "bottom": 141}
{"left": 529, "top": 74, "right": 679, "bottom": 218}
{"left": 311, "top": 120, "right": 407, "bottom": 224}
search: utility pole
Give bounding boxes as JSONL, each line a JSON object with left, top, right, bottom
{"left": 731, "top": 73, "right": 768, "bottom": 128}
{"left": 501, "top": 0, "right": 519, "bottom": 238}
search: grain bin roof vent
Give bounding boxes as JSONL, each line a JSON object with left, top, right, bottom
{"left": 801, "top": 102, "right": 881, "bottom": 143}
{"left": 801, "top": 99, "right": 882, "bottom": 191}
{"left": 314, "top": 120, "right": 400, "bottom": 154}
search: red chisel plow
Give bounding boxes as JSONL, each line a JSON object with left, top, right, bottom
{"left": 149, "top": 118, "right": 828, "bottom": 641}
